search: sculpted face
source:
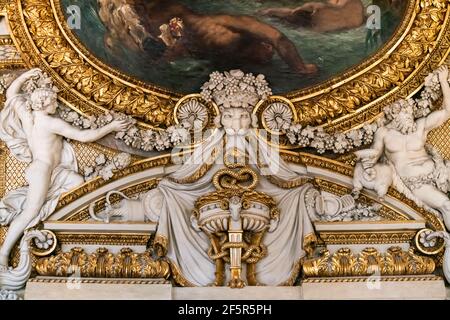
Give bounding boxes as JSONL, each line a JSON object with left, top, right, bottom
{"left": 397, "top": 109, "right": 414, "bottom": 125}
{"left": 389, "top": 106, "right": 416, "bottom": 134}
{"left": 44, "top": 93, "right": 58, "bottom": 114}
{"left": 221, "top": 108, "right": 252, "bottom": 134}
{"left": 31, "top": 89, "right": 58, "bottom": 114}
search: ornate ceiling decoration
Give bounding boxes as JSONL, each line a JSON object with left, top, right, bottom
{"left": 5, "top": 0, "right": 450, "bottom": 132}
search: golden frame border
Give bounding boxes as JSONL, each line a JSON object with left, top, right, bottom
{"left": 4, "top": 0, "right": 450, "bottom": 131}
{"left": 0, "top": 32, "right": 25, "bottom": 69}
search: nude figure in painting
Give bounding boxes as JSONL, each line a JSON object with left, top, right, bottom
{"left": 97, "top": 0, "right": 318, "bottom": 74}
{"left": 259, "top": 0, "right": 365, "bottom": 32}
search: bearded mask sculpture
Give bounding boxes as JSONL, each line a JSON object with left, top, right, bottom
{"left": 216, "top": 107, "right": 258, "bottom": 136}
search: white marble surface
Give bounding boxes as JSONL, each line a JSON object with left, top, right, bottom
{"left": 43, "top": 221, "right": 157, "bottom": 232}
{"left": 25, "top": 277, "right": 172, "bottom": 300}
{"left": 172, "top": 286, "right": 303, "bottom": 300}
{"left": 302, "top": 276, "right": 446, "bottom": 300}
{"left": 23, "top": 276, "right": 449, "bottom": 300}
{"left": 314, "top": 220, "right": 425, "bottom": 231}
{"left": 0, "top": 17, "right": 9, "bottom": 35}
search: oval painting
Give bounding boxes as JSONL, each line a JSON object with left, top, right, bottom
{"left": 61, "top": 0, "right": 407, "bottom": 94}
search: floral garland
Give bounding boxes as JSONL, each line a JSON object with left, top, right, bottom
{"left": 2, "top": 67, "right": 446, "bottom": 155}
{"left": 286, "top": 68, "right": 449, "bottom": 154}
{"left": 57, "top": 106, "right": 190, "bottom": 152}
{"left": 0, "top": 71, "right": 188, "bottom": 152}
{"left": 0, "top": 74, "right": 13, "bottom": 94}
{"left": 201, "top": 70, "right": 272, "bottom": 110}
{"left": 83, "top": 153, "right": 132, "bottom": 181}
{"left": 0, "top": 70, "right": 191, "bottom": 153}
{"left": 287, "top": 121, "right": 379, "bottom": 154}
{"left": 58, "top": 69, "right": 273, "bottom": 152}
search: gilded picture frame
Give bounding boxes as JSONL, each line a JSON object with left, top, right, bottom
{"left": 1, "top": 0, "right": 448, "bottom": 133}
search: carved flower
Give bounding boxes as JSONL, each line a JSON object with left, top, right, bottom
{"left": 424, "top": 72, "right": 439, "bottom": 88}
{"left": 112, "top": 153, "right": 132, "bottom": 169}
{"left": 0, "top": 290, "right": 21, "bottom": 300}
{"left": 286, "top": 131, "right": 297, "bottom": 144}
{"left": 289, "top": 123, "right": 302, "bottom": 134}
{"left": 98, "top": 164, "right": 115, "bottom": 181}
{"left": 95, "top": 154, "right": 107, "bottom": 166}
{"left": 167, "top": 126, "right": 189, "bottom": 144}
{"left": 177, "top": 99, "right": 208, "bottom": 130}
{"left": 0, "top": 74, "right": 10, "bottom": 94}
{"left": 95, "top": 112, "right": 114, "bottom": 127}
{"left": 33, "top": 231, "right": 54, "bottom": 250}
{"left": 154, "top": 132, "right": 171, "bottom": 151}
{"left": 419, "top": 230, "right": 437, "bottom": 248}
{"left": 201, "top": 70, "right": 272, "bottom": 109}
{"left": 301, "top": 126, "right": 316, "bottom": 139}
{"left": 346, "top": 129, "right": 363, "bottom": 147}
{"left": 66, "top": 111, "right": 80, "bottom": 123}
{"left": 83, "top": 166, "right": 94, "bottom": 178}
{"left": 230, "top": 69, "right": 245, "bottom": 79}
{"left": 310, "top": 138, "right": 325, "bottom": 153}
{"left": 263, "top": 103, "right": 293, "bottom": 131}
{"left": 333, "top": 133, "right": 350, "bottom": 153}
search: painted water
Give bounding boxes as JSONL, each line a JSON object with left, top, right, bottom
{"left": 62, "top": 0, "right": 405, "bottom": 94}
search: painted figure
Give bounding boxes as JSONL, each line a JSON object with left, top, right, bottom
{"left": 259, "top": 0, "right": 365, "bottom": 32}
{"left": 98, "top": 0, "right": 318, "bottom": 74}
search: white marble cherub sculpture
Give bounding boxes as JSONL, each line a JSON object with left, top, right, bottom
{"left": 0, "top": 68, "right": 130, "bottom": 268}
{"left": 352, "top": 65, "right": 450, "bottom": 229}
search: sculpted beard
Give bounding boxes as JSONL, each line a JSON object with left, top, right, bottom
{"left": 224, "top": 127, "right": 249, "bottom": 136}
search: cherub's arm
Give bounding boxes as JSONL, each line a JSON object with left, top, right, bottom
{"left": 6, "top": 68, "right": 41, "bottom": 100}
{"left": 48, "top": 117, "right": 130, "bottom": 143}
{"left": 371, "top": 127, "right": 386, "bottom": 157}
{"left": 424, "top": 65, "right": 450, "bottom": 132}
